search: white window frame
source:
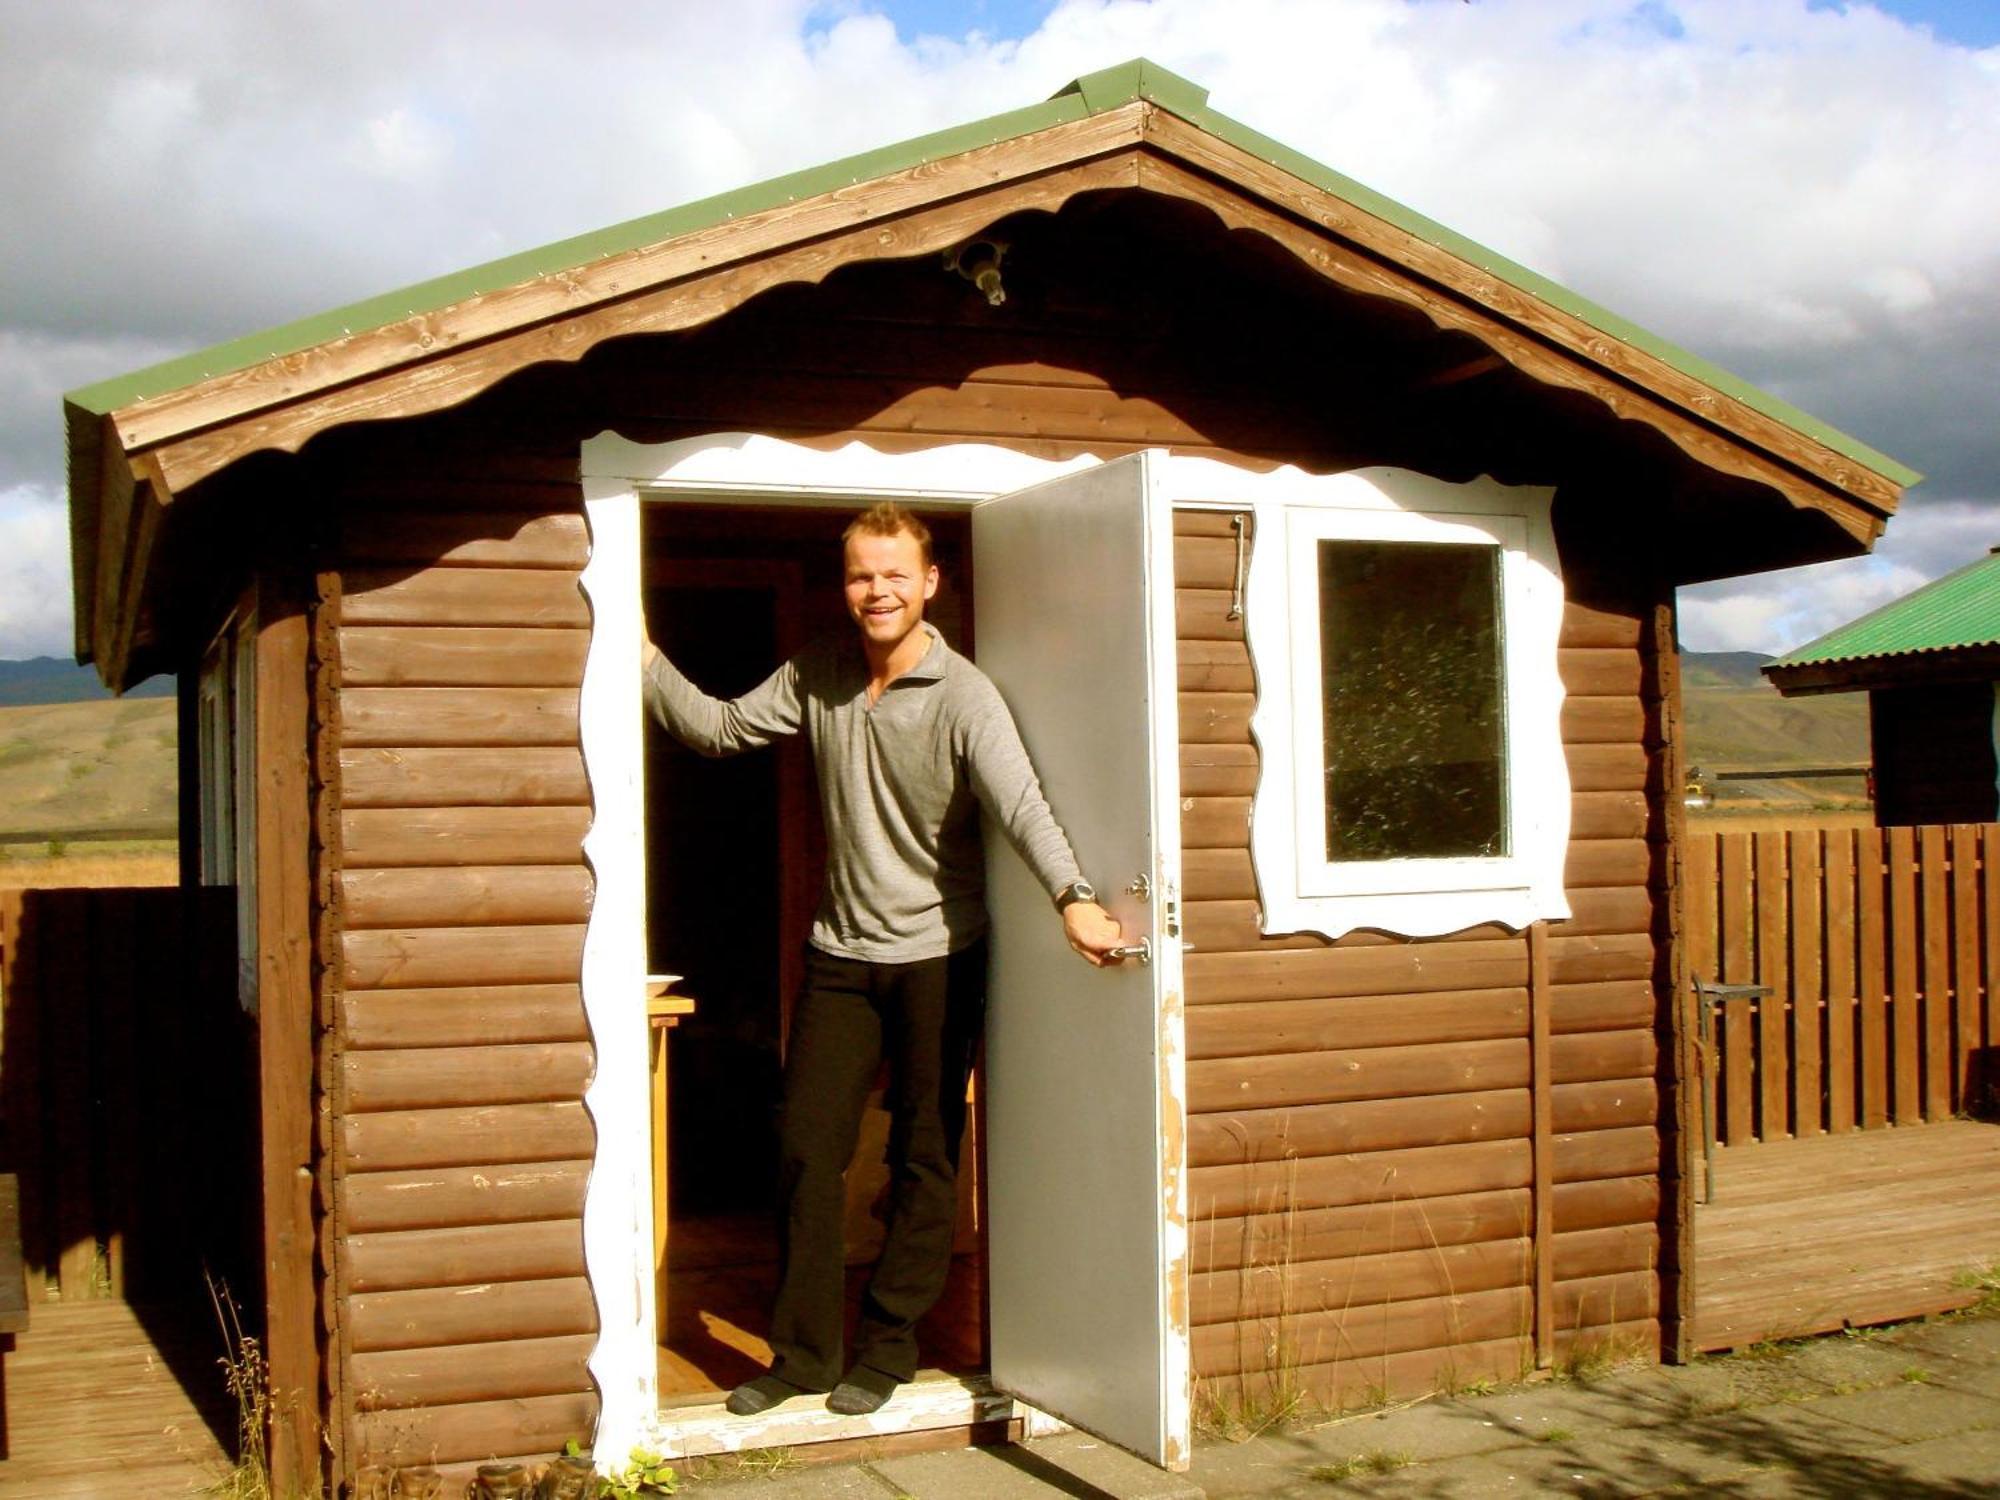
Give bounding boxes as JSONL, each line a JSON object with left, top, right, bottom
{"left": 1246, "top": 468, "right": 1570, "bottom": 940}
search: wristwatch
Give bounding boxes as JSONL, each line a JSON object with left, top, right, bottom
{"left": 1054, "top": 879, "right": 1097, "bottom": 912}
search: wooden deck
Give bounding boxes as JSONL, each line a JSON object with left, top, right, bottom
{"left": 0, "top": 1300, "right": 234, "bottom": 1497}
{"left": 1693, "top": 1118, "right": 2000, "bottom": 1352}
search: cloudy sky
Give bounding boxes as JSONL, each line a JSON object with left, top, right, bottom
{"left": 4, "top": 0, "right": 1996, "bottom": 669}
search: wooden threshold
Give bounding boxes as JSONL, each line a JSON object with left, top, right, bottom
{"left": 640, "top": 1370, "right": 1027, "bottom": 1460}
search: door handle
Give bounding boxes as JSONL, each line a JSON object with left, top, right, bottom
{"left": 1107, "top": 939, "right": 1151, "bottom": 965}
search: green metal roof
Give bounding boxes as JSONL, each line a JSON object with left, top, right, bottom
{"left": 1771, "top": 548, "right": 2000, "bottom": 668}
{"left": 59, "top": 57, "right": 1920, "bottom": 490}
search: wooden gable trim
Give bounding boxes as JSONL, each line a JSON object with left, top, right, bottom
{"left": 1132, "top": 108, "right": 1899, "bottom": 536}
{"left": 109, "top": 103, "right": 1152, "bottom": 463}
{"left": 87, "top": 430, "right": 170, "bottom": 692}
{"left": 132, "top": 147, "right": 1142, "bottom": 497}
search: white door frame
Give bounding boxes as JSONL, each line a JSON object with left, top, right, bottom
{"left": 576, "top": 432, "right": 1108, "bottom": 1459}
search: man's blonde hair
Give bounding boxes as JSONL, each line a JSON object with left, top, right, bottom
{"left": 843, "top": 502, "right": 934, "bottom": 570}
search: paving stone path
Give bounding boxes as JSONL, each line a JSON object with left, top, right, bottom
{"left": 678, "top": 1307, "right": 2000, "bottom": 1497}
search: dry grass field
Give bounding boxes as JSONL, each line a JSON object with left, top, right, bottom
{"left": 0, "top": 697, "right": 176, "bottom": 842}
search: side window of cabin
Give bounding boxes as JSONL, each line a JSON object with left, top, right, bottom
{"left": 1246, "top": 474, "right": 1570, "bottom": 940}
{"left": 198, "top": 612, "right": 259, "bottom": 1010}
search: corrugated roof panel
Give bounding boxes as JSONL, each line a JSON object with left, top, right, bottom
{"left": 1771, "top": 549, "right": 2000, "bottom": 667}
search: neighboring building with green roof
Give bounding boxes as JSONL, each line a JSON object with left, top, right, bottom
{"left": 1766, "top": 548, "right": 2000, "bottom": 825}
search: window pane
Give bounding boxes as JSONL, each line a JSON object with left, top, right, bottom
{"left": 1319, "top": 539, "right": 1507, "bottom": 861}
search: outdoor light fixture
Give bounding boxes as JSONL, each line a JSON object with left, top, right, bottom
{"left": 943, "top": 237, "right": 1008, "bottom": 305}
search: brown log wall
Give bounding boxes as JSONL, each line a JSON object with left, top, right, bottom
{"left": 1176, "top": 511, "right": 1668, "bottom": 1412}
{"left": 321, "top": 455, "right": 598, "bottom": 1482}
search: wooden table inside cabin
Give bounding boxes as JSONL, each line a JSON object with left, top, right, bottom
{"left": 649, "top": 987, "right": 696, "bottom": 1336}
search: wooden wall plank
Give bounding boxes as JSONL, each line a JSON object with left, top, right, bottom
{"left": 1858, "top": 826, "right": 1890, "bottom": 1128}
{"left": 342, "top": 924, "right": 587, "bottom": 990}
{"left": 343, "top": 1161, "right": 590, "bottom": 1235}
{"left": 1568, "top": 743, "right": 1650, "bottom": 795}
{"left": 350, "top": 1332, "right": 595, "bottom": 1410}
{"left": 340, "top": 746, "right": 588, "bottom": 809}
{"left": 1186, "top": 1038, "right": 1528, "bottom": 1112}
{"left": 339, "top": 512, "right": 589, "bottom": 570}
{"left": 1189, "top": 1285, "right": 1529, "bottom": 1377}
{"left": 1755, "top": 831, "right": 1791, "bottom": 1139}
{"left": 1951, "top": 825, "right": 1980, "bottom": 1114}
{"left": 1553, "top": 1176, "right": 1659, "bottom": 1233}
{"left": 1790, "top": 831, "right": 1824, "bottom": 1137}
{"left": 352, "top": 1391, "right": 597, "bottom": 1470}
{"left": 342, "top": 985, "right": 589, "bottom": 1050}
{"left": 339, "top": 866, "right": 593, "bottom": 929}
{"left": 1529, "top": 921, "right": 1554, "bottom": 1370}
{"left": 1888, "top": 825, "right": 1921, "bottom": 1123}
{"left": 347, "top": 1276, "right": 596, "bottom": 1353}
{"left": 1194, "top": 1188, "right": 1530, "bottom": 1274}
{"left": 1823, "top": 829, "right": 1857, "bottom": 1134}
{"left": 345, "top": 1220, "right": 586, "bottom": 1294}
{"left": 342, "top": 807, "right": 591, "bottom": 868}
{"left": 339, "top": 626, "right": 589, "bottom": 688}
{"left": 1189, "top": 1089, "right": 1528, "bottom": 1165}
{"left": 341, "top": 688, "right": 580, "bottom": 748}
{"left": 341, "top": 568, "right": 587, "bottom": 628}
{"left": 1921, "top": 825, "right": 1952, "bottom": 1119}
{"left": 1193, "top": 1138, "right": 1530, "bottom": 1221}
{"left": 341, "top": 1043, "right": 595, "bottom": 1111}
{"left": 340, "top": 1103, "right": 594, "bottom": 1175}
{"left": 1187, "top": 990, "right": 1526, "bottom": 1059}
{"left": 1192, "top": 1238, "right": 1530, "bottom": 1326}
{"left": 1986, "top": 827, "right": 2000, "bottom": 1115}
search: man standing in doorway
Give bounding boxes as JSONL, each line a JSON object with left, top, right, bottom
{"left": 641, "top": 502, "right": 1125, "bottom": 1418}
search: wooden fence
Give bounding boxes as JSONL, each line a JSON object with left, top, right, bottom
{"left": 0, "top": 885, "right": 255, "bottom": 1306}
{"left": 1686, "top": 824, "right": 2000, "bottom": 1147}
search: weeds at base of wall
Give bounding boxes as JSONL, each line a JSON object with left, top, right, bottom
{"left": 1950, "top": 1261, "right": 2000, "bottom": 1316}
{"left": 201, "top": 1278, "right": 321, "bottom": 1500}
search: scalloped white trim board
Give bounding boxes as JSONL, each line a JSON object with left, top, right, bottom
{"left": 574, "top": 433, "right": 1570, "bottom": 1461}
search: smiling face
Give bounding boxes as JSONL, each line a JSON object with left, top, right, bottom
{"left": 843, "top": 526, "right": 939, "bottom": 660}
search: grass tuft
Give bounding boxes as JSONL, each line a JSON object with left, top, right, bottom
{"left": 1307, "top": 1449, "right": 1414, "bottom": 1482}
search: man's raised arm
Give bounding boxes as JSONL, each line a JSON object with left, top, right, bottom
{"left": 641, "top": 627, "right": 804, "bottom": 757}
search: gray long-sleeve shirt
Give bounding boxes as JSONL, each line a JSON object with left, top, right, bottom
{"left": 643, "top": 623, "right": 1083, "bottom": 962}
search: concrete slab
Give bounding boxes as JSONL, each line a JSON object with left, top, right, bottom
{"left": 1445, "top": 1374, "right": 1689, "bottom": 1436}
{"left": 676, "top": 1458, "right": 893, "bottom": 1497}
{"left": 1884, "top": 1423, "right": 2000, "bottom": 1491}
{"left": 1882, "top": 1313, "right": 2000, "bottom": 1367}
{"left": 1287, "top": 1401, "right": 1534, "bottom": 1463}
{"left": 1772, "top": 1332, "right": 1942, "bottom": 1394}
{"left": 1607, "top": 1354, "right": 1834, "bottom": 1420}
{"left": 1322, "top": 1441, "right": 1651, "bottom": 1498}
{"left": 871, "top": 1431, "right": 1202, "bottom": 1499}
{"left": 1797, "top": 1380, "right": 2000, "bottom": 1443}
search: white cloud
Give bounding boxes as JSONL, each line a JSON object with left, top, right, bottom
{"left": 0, "top": 485, "right": 74, "bottom": 660}
{"left": 1, "top": 0, "right": 1996, "bottom": 659}
{"left": 1679, "top": 497, "right": 1997, "bottom": 655}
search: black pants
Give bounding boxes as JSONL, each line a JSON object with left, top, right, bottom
{"left": 766, "top": 939, "right": 987, "bottom": 1391}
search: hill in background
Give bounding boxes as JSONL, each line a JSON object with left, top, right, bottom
{"left": 0, "top": 657, "right": 173, "bottom": 707}
{"left": 1678, "top": 650, "right": 1869, "bottom": 818}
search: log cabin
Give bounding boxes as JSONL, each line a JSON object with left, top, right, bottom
{"left": 1766, "top": 546, "right": 1999, "bottom": 826}
{"left": 62, "top": 59, "right": 1919, "bottom": 1495}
